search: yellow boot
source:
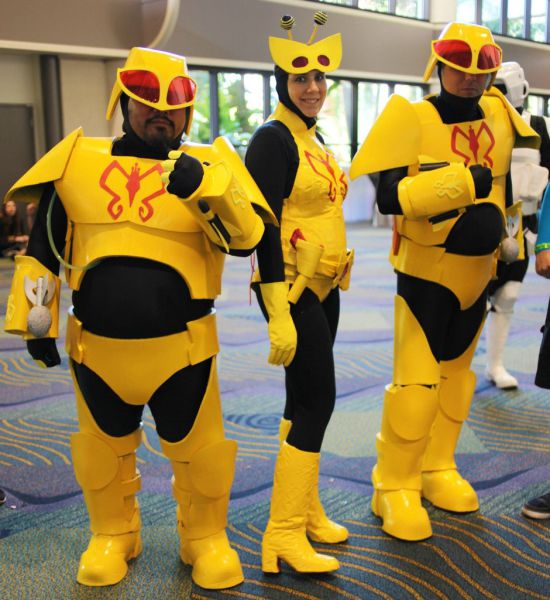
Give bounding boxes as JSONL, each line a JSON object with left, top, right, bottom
{"left": 159, "top": 359, "right": 243, "bottom": 590}
{"left": 278, "top": 419, "right": 348, "bottom": 544}
{"left": 163, "top": 439, "right": 243, "bottom": 589}
{"left": 262, "top": 442, "right": 339, "bottom": 573}
{"left": 371, "top": 384, "right": 439, "bottom": 541}
{"left": 71, "top": 427, "right": 143, "bottom": 586}
{"left": 422, "top": 365, "right": 479, "bottom": 512}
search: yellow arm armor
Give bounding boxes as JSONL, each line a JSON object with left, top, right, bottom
{"left": 350, "top": 94, "right": 421, "bottom": 179}
{"left": 167, "top": 137, "right": 277, "bottom": 252}
{"left": 398, "top": 162, "right": 476, "bottom": 220}
{"left": 486, "top": 87, "right": 540, "bottom": 149}
{"left": 5, "top": 255, "right": 61, "bottom": 340}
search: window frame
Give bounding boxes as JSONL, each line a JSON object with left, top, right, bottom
{"left": 463, "top": 0, "right": 550, "bottom": 44}
{"left": 306, "top": 0, "right": 430, "bottom": 21}
{"left": 189, "top": 65, "right": 429, "bottom": 163}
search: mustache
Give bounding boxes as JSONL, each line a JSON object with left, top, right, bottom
{"left": 146, "top": 115, "right": 174, "bottom": 127}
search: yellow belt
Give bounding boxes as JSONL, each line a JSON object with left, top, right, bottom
{"left": 65, "top": 310, "right": 219, "bottom": 405}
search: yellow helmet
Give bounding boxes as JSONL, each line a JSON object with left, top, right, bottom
{"left": 269, "top": 11, "right": 342, "bottom": 74}
{"left": 106, "top": 47, "right": 197, "bottom": 135}
{"left": 423, "top": 22, "right": 502, "bottom": 86}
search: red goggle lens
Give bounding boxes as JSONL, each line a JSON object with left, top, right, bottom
{"left": 477, "top": 44, "right": 501, "bottom": 70}
{"left": 167, "top": 76, "right": 197, "bottom": 105}
{"left": 433, "top": 40, "right": 472, "bottom": 69}
{"left": 120, "top": 70, "right": 161, "bottom": 103}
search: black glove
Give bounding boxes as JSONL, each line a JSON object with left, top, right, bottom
{"left": 27, "top": 338, "right": 61, "bottom": 368}
{"left": 469, "top": 164, "right": 492, "bottom": 199}
{"left": 166, "top": 153, "right": 204, "bottom": 199}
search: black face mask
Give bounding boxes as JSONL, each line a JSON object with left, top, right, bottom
{"left": 113, "top": 94, "right": 185, "bottom": 160}
{"left": 274, "top": 66, "right": 317, "bottom": 130}
{"left": 435, "top": 62, "right": 483, "bottom": 125}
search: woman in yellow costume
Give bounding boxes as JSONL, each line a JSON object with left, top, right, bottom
{"left": 245, "top": 12, "right": 353, "bottom": 574}
{"left": 351, "top": 23, "right": 539, "bottom": 541}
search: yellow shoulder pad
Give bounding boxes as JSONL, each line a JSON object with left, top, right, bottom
{"left": 6, "top": 128, "right": 83, "bottom": 204}
{"left": 350, "top": 95, "right": 422, "bottom": 179}
{"left": 485, "top": 87, "right": 540, "bottom": 150}
{"left": 184, "top": 136, "right": 277, "bottom": 226}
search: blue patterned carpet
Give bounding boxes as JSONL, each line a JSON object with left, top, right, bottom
{"left": 0, "top": 223, "right": 549, "bottom": 599}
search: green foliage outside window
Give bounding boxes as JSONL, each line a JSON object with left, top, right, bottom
{"left": 188, "top": 70, "right": 210, "bottom": 143}
{"left": 218, "top": 73, "right": 264, "bottom": 158}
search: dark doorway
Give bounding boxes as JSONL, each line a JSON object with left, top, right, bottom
{"left": 0, "top": 104, "right": 36, "bottom": 202}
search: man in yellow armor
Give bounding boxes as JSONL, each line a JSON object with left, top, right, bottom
{"left": 4, "top": 47, "right": 275, "bottom": 589}
{"left": 351, "top": 23, "right": 539, "bottom": 541}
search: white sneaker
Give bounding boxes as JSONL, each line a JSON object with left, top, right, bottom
{"left": 485, "top": 366, "right": 518, "bottom": 390}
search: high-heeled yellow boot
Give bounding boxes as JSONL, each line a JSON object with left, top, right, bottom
{"left": 262, "top": 442, "right": 339, "bottom": 573}
{"left": 422, "top": 364, "right": 479, "bottom": 512}
{"left": 371, "top": 384, "right": 440, "bottom": 541}
{"left": 278, "top": 419, "right": 348, "bottom": 543}
{"left": 71, "top": 426, "right": 143, "bottom": 586}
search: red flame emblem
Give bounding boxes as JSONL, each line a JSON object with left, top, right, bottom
{"left": 450, "top": 122, "right": 495, "bottom": 168}
{"left": 304, "top": 150, "right": 348, "bottom": 202}
{"left": 99, "top": 161, "right": 166, "bottom": 222}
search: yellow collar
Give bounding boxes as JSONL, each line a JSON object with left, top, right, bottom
{"left": 271, "top": 102, "right": 316, "bottom": 135}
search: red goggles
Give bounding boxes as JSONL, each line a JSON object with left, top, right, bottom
{"left": 119, "top": 69, "right": 197, "bottom": 107}
{"left": 433, "top": 39, "right": 502, "bottom": 71}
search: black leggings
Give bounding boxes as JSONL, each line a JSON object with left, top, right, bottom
{"left": 397, "top": 272, "right": 488, "bottom": 362}
{"left": 72, "top": 358, "right": 211, "bottom": 442}
{"left": 256, "top": 286, "right": 340, "bottom": 452}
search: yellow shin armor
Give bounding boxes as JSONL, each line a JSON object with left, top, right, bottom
{"left": 159, "top": 359, "right": 243, "bottom": 590}
{"left": 372, "top": 384, "right": 440, "bottom": 541}
{"left": 5, "top": 255, "right": 61, "bottom": 340}
{"left": 70, "top": 377, "right": 142, "bottom": 586}
{"left": 422, "top": 324, "right": 484, "bottom": 513}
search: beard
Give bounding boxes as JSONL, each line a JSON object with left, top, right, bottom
{"left": 143, "top": 118, "right": 177, "bottom": 149}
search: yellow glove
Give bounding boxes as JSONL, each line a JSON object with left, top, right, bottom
{"left": 260, "top": 282, "right": 297, "bottom": 367}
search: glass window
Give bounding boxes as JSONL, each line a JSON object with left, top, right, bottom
{"left": 318, "top": 0, "right": 355, "bottom": 5}
{"left": 317, "top": 79, "right": 353, "bottom": 166}
{"left": 527, "top": 94, "right": 545, "bottom": 116}
{"left": 357, "top": 81, "right": 390, "bottom": 142}
{"left": 394, "top": 83, "right": 425, "bottom": 102}
{"left": 217, "top": 72, "right": 264, "bottom": 158}
{"left": 456, "top": 0, "right": 476, "bottom": 23}
{"left": 396, "top": 0, "right": 423, "bottom": 19}
{"left": 188, "top": 69, "right": 210, "bottom": 143}
{"left": 530, "top": 0, "right": 547, "bottom": 42}
{"left": 269, "top": 75, "right": 278, "bottom": 115}
{"left": 358, "top": 0, "right": 390, "bottom": 12}
{"left": 507, "top": 0, "right": 526, "bottom": 38}
{"left": 482, "top": 0, "right": 502, "bottom": 34}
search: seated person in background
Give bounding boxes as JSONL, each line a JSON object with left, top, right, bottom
{"left": 1, "top": 199, "right": 29, "bottom": 257}
{"left": 25, "top": 201, "right": 38, "bottom": 235}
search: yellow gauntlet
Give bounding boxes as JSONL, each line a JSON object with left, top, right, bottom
{"left": 5, "top": 255, "right": 61, "bottom": 340}
{"left": 260, "top": 282, "right": 297, "bottom": 367}
{"left": 162, "top": 151, "right": 265, "bottom": 252}
{"left": 398, "top": 162, "right": 476, "bottom": 220}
